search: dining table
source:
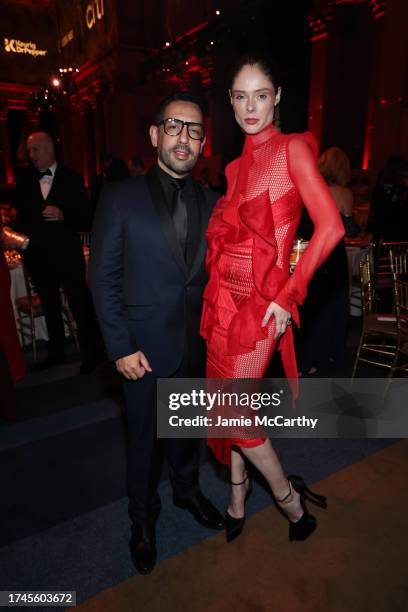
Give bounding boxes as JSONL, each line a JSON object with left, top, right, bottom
{"left": 7, "top": 252, "right": 48, "bottom": 342}
{"left": 7, "top": 246, "right": 90, "bottom": 345}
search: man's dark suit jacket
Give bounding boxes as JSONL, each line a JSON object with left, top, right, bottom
{"left": 15, "top": 165, "right": 91, "bottom": 266}
{"left": 89, "top": 168, "right": 218, "bottom": 377}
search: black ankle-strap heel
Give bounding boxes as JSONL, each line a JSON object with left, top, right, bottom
{"left": 225, "top": 472, "right": 252, "bottom": 543}
{"left": 288, "top": 475, "right": 327, "bottom": 508}
{"left": 276, "top": 476, "right": 327, "bottom": 542}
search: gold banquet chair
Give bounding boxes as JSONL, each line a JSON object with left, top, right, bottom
{"left": 15, "top": 265, "right": 79, "bottom": 362}
{"left": 389, "top": 251, "right": 408, "bottom": 312}
{"left": 352, "top": 256, "right": 398, "bottom": 377}
{"left": 79, "top": 232, "right": 91, "bottom": 247}
{"left": 389, "top": 279, "right": 408, "bottom": 379}
{"left": 15, "top": 266, "right": 44, "bottom": 362}
{"left": 374, "top": 240, "right": 408, "bottom": 292}
{"left": 390, "top": 251, "right": 408, "bottom": 277}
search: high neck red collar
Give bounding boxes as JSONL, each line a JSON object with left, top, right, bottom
{"left": 245, "top": 123, "right": 279, "bottom": 149}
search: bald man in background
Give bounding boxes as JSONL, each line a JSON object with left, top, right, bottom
{"left": 15, "top": 132, "right": 98, "bottom": 372}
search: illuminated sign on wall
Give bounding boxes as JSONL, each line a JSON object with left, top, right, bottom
{"left": 61, "top": 29, "right": 74, "bottom": 49}
{"left": 86, "top": 0, "right": 104, "bottom": 30}
{"left": 4, "top": 38, "right": 47, "bottom": 57}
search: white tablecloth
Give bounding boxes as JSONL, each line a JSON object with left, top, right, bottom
{"left": 9, "top": 244, "right": 90, "bottom": 345}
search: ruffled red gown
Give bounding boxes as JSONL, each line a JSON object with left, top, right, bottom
{"left": 201, "top": 124, "right": 345, "bottom": 464}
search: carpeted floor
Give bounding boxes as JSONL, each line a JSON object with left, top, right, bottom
{"left": 76, "top": 440, "right": 408, "bottom": 612}
{"left": 1, "top": 321, "right": 407, "bottom": 610}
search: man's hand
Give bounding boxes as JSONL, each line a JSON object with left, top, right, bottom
{"left": 115, "top": 351, "right": 152, "bottom": 380}
{"left": 42, "top": 205, "right": 64, "bottom": 221}
{"left": 261, "top": 301, "right": 291, "bottom": 339}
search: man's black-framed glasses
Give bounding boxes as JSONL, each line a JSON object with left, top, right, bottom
{"left": 157, "top": 118, "right": 205, "bottom": 141}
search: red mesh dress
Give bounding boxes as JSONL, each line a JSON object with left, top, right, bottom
{"left": 201, "top": 124, "right": 345, "bottom": 464}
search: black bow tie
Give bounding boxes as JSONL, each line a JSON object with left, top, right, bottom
{"left": 37, "top": 168, "right": 52, "bottom": 179}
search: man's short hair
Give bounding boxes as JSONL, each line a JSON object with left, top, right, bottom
{"left": 154, "top": 92, "right": 206, "bottom": 125}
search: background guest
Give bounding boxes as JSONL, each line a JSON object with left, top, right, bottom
{"left": 127, "top": 156, "right": 145, "bottom": 177}
{"left": 297, "top": 147, "right": 354, "bottom": 376}
{"left": 368, "top": 154, "right": 408, "bottom": 241}
{"left": 14, "top": 131, "right": 99, "bottom": 373}
{"left": 319, "top": 147, "right": 360, "bottom": 238}
{"left": 90, "top": 154, "right": 129, "bottom": 215}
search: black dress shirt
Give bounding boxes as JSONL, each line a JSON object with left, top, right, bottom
{"left": 155, "top": 165, "right": 199, "bottom": 269}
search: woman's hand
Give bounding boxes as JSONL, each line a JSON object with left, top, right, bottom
{"left": 262, "top": 301, "right": 291, "bottom": 339}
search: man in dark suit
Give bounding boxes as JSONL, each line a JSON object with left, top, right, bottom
{"left": 15, "top": 132, "right": 98, "bottom": 372}
{"left": 90, "top": 93, "right": 223, "bottom": 574}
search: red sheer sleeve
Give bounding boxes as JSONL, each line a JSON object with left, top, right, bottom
{"left": 273, "top": 134, "right": 345, "bottom": 313}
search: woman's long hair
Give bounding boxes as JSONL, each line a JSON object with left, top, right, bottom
{"left": 318, "top": 147, "right": 351, "bottom": 187}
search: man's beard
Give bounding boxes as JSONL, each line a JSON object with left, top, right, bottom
{"left": 159, "top": 144, "right": 198, "bottom": 176}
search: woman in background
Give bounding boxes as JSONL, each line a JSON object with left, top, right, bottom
{"left": 368, "top": 155, "right": 408, "bottom": 241}
{"left": 297, "top": 147, "right": 357, "bottom": 376}
{"left": 319, "top": 147, "right": 359, "bottom": 238}
{"left": 201, "top": 54, "right": 344, "bottom": 542}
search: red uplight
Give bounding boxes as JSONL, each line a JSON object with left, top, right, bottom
{"left": 311, "top": 33, "right": 328, "bottom": 42}
{"left": 362, "top": 126, "right": 374, "bottom": 170}
{"left": 175, "top": 21, "right": 208, "bottom": 43}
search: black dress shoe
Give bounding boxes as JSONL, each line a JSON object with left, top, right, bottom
{"left": 129, "top": 523, "right": 157, "bottom": 574}
{"left": 174, "top": 491, "right": 224, "bottom": 530}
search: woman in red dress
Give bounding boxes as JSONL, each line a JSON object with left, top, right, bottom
{"left": 201, "top": 54, "right": 345, "bottom": 542}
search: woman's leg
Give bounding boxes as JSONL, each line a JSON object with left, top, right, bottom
{"left": 224, "top": 324, "right": 303, "bottom": 521}
{"left": 239, "top": 439, "right": 303, "bottom": 522}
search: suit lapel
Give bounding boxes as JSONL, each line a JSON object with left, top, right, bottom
{"left": 188, "top": 181, "right": 210, "bottom": 281}
{"left": 146, "top": 168, "right": 188, "bottom": 277}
